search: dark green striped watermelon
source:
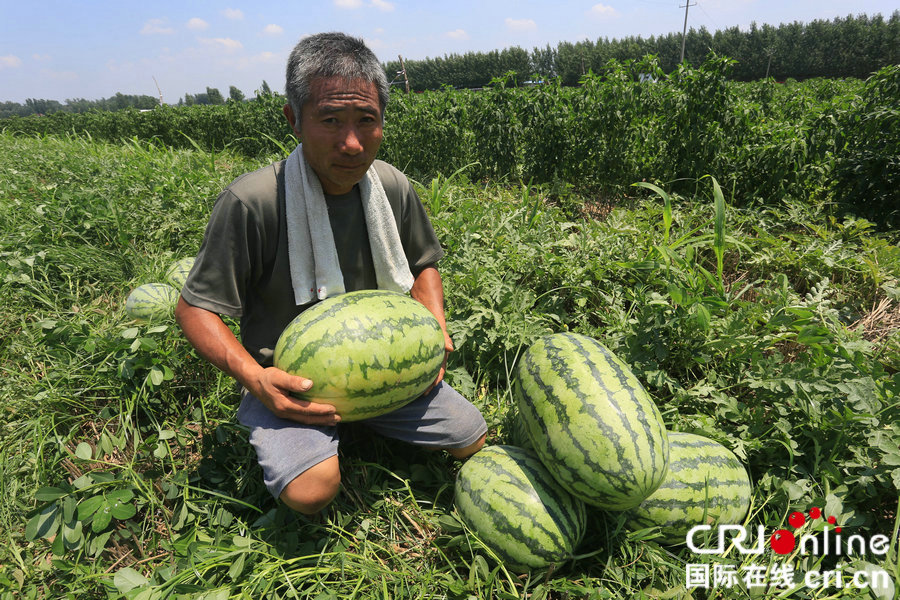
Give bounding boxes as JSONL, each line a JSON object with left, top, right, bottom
{"left": 513, "top": 332, "right": 669, "bottom": 511}
{"left": 165, "top": 257, "right": 195, "bottom": 290}
{"left": 273, "top": 290, "right": 445, "bottom": 422}
{"left": 125, "top": 282, "right": 179, "bottom": 321}
{"left": 625, "top": 431, "right": 751, "bottom": 545}
{"left": 454, "top": 445, "right": 587, "bottom": 573}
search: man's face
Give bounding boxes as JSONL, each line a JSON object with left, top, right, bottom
{"left": 289, "top": 76, "right": 383, "bottom": 195}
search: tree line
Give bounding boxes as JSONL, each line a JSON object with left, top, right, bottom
{"left": 3, "top": 12, "right": 895, "bottom": 118}
{"left": 0, "top": 82, "right": 277, "bottom": 119}
{"left": 384, "top": 12, "right": 899, "bottom": 89}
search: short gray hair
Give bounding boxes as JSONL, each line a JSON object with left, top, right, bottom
{"left": 285, "top": 32, "right": 389, "bottom": 128}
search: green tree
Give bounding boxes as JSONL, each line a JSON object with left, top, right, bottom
{"left": 228, "top": 86, "right": 245, "bottom": 102}
{"left": 206, "top": 87, "right": 225, "bottom": 105}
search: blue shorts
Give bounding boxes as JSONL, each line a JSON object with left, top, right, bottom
{"left": 237, "top": 382, "right": 488, "bottom": 498}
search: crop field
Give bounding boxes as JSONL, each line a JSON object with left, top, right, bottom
{"left": 1, "top": 64, "right": 899, "bottom": 599}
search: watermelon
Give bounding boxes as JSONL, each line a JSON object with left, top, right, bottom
{"left": 125, "top": 282, "right": 179, "bottom": 321}
{"left": 625, "top": 431, "right": 751, "bottom": 545}
{"left": 454, "top": 445, "right": 587, "bottom": 572}
{"left": 165, "top": 257, "right": 195, "bottom": 289}
{"left": 513, "top": 332, "right": 669, "bottom": 511}
{"left": 273, "top": 290, "right": 445, "bottom": 422}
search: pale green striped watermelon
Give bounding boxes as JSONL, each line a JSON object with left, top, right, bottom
{"left": 454, "top": 445, "right": 587, "bottom": 573}
{"left": 125, "top": 282, "right": 179, "bottom": 321}
{"left": 273, "top": 290, "right": 445, "bottom": 421}
{"left": 626, "top": 432, "right": 751, "bottom": 545}
{"left": 513, "top": 332, "right": 669, "bottom": 511}
{"left": 165, "top": 257, "right": 195, "bottom": 289}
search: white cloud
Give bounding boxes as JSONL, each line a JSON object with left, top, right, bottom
{"left": 187, "top": 18, "right": 209, "bottom": 31}
{"left": 200, "top": 37, "right": 244, "bottom": 51}
{"left": 223, "top": 8, "right": 244, "bottom": 20}
{"left": 141, "top": 18, "right": 175, "bottom": 35}
{"left": 505, "top": 18, "right": 537, "bottom": 32}
{"left": 262, "top": 24, "right": 284, "bottom": 36}
{"left": 0, "top": 55, "right": 22, "bottom": 69}
{"left": 335, "top": 0, "right": 363, "bottom": 7}
{"left": 445, "top": 29, "right": 469, "bottom": 40}
{"left": 371, "top": 0, "right": 395, "bottom": 11}
{"left": 587, "top": 4, "right": 618, "bottom": 18}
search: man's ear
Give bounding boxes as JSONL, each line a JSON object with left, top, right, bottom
{"left": 283, "top": 104, "right": 300, "bottom": 138}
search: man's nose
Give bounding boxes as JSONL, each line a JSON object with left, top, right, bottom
{"left": 339, "top": 126, "right": 364, "bottom": 154}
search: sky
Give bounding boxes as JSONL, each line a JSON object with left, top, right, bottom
{"left": 1, "top": 0, "right": 896, "bottom": 104}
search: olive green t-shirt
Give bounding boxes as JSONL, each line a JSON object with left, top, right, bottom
{"left": 181, "top": 159, "right": 444, "bottom": 366}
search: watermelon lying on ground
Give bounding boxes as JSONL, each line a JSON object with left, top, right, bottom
{"left": 454, "top": 445, "right": 587, "bottom": 573}
{"left": 273, "top": 290, "right": 445, "bottom": 421}
{"left": 165, "top": 257, "right": 195, "bottom": 290}
{"left": 625, "top": 431, "right": 752, "bottom": 545}
{"left": 513, "top": 332, "right": 669, "bottom": 511}
{"left": 125, "top": 282, "right": 179, "bottom": 321}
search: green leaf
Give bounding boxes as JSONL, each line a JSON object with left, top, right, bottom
{"left": 227, "top": 552, "right": 246, "bottom": 580}
{"left": 121, "top": 327, "right": 140, "bottom": 339}
{"left": 149, "top": 366, "right": 165, "bottom": 386}
{"left": 62, "top": 520, "right": 84, "bottom": 548}
{"left": 77, "top": 495, "right": 106, "bottom": 521}
{"left": 113, "top": 567, "right": 149, "bottom": 593}
{"left": 25, "top": 505, "right": 59, "bottom": 541}
{"left": 74, "top": 442, "right": 93, "bottom": 460}
{"left": 92, "top": 505, "right": 112, "bottom": 532}
{"left": 108, "top": 490, "right": 136, "bottom": 520}
{"left": 34, "top": 486, "right": 68, "bottom": 502}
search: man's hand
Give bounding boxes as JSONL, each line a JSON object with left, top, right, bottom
{"left": 251, "top": 367, "right": 340, "bottom": 426}
{"left": 175, "top": 298, "right": 340, "bottom": 426}
{"left": 426, "top": 333, "right": 454, "bottom": 395}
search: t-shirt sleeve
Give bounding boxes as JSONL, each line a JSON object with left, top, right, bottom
{"left": 180, "top": 190, "right": 261, "bottom": 318}
{"left": 403, "top": 186, "right": 445, "bottom": 275}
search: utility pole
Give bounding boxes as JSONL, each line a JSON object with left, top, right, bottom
{"left": 398, "top": 55, "right": 410, "bottom": 93}
{"left": 679, "top": 1, "right": 697, "bottom": 63}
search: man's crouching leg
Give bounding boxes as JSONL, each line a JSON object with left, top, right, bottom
{"left": 444, "top": 432, "right": 486, "bottom": 460}
{"left": 279, "top": 455, "right": 341, "bottom": 515}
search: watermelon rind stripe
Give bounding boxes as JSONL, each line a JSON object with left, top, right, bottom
{"left": 625, "top": 431, "right": 751, "bottom": 545}
{"left": 454, "top": 445, "right": 586, "bottom": 572}
{"left": 514, "top": 332, "right": 668, "bottom": 510}
{"left": 273, "top": 290, "right": 445, "bottom": 421}
{"left": 125, "top": 282, "right": 179, "bottom": 321}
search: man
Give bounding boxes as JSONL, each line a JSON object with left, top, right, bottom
{"left": 175, "top": 32, "right": 486, "bottom": 516}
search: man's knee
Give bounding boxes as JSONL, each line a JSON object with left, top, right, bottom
{"left": 279, "top": 455, "right": 341, "bottom": 515}
{"left": 446, "top": 432, "right": 486, "bottom": 460}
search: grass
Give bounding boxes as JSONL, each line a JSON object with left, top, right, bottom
{"left": 1, "top": 130, "right": 898, "bottom": 599}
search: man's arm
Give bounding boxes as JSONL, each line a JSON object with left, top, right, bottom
{"left": 409, "top": 266, "right": 453, "bottom": 391}
{"left": 175, "top": 297, "right": 339, "bottom": 425}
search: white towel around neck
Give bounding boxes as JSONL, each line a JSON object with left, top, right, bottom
{"left": 284, "top": 143, "right": 414, "bottom": 305}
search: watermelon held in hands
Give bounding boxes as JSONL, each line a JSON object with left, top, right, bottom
{"left": 513, "top": 332, "right": 669, "bottom": 511}
{"left": 454, "top": 445, "right": 587, "bottom": 573}
{"left": 273, "top": 290, "right": 445, "bottom": 422}
{"left": 125, "top": 282, "right": 179, "bottom": 321}
{"left": 164, "top": 257, "right": 195, "bottom": 289}
{"left": 625, "top": 431, "right": 752, "bottom": 545}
